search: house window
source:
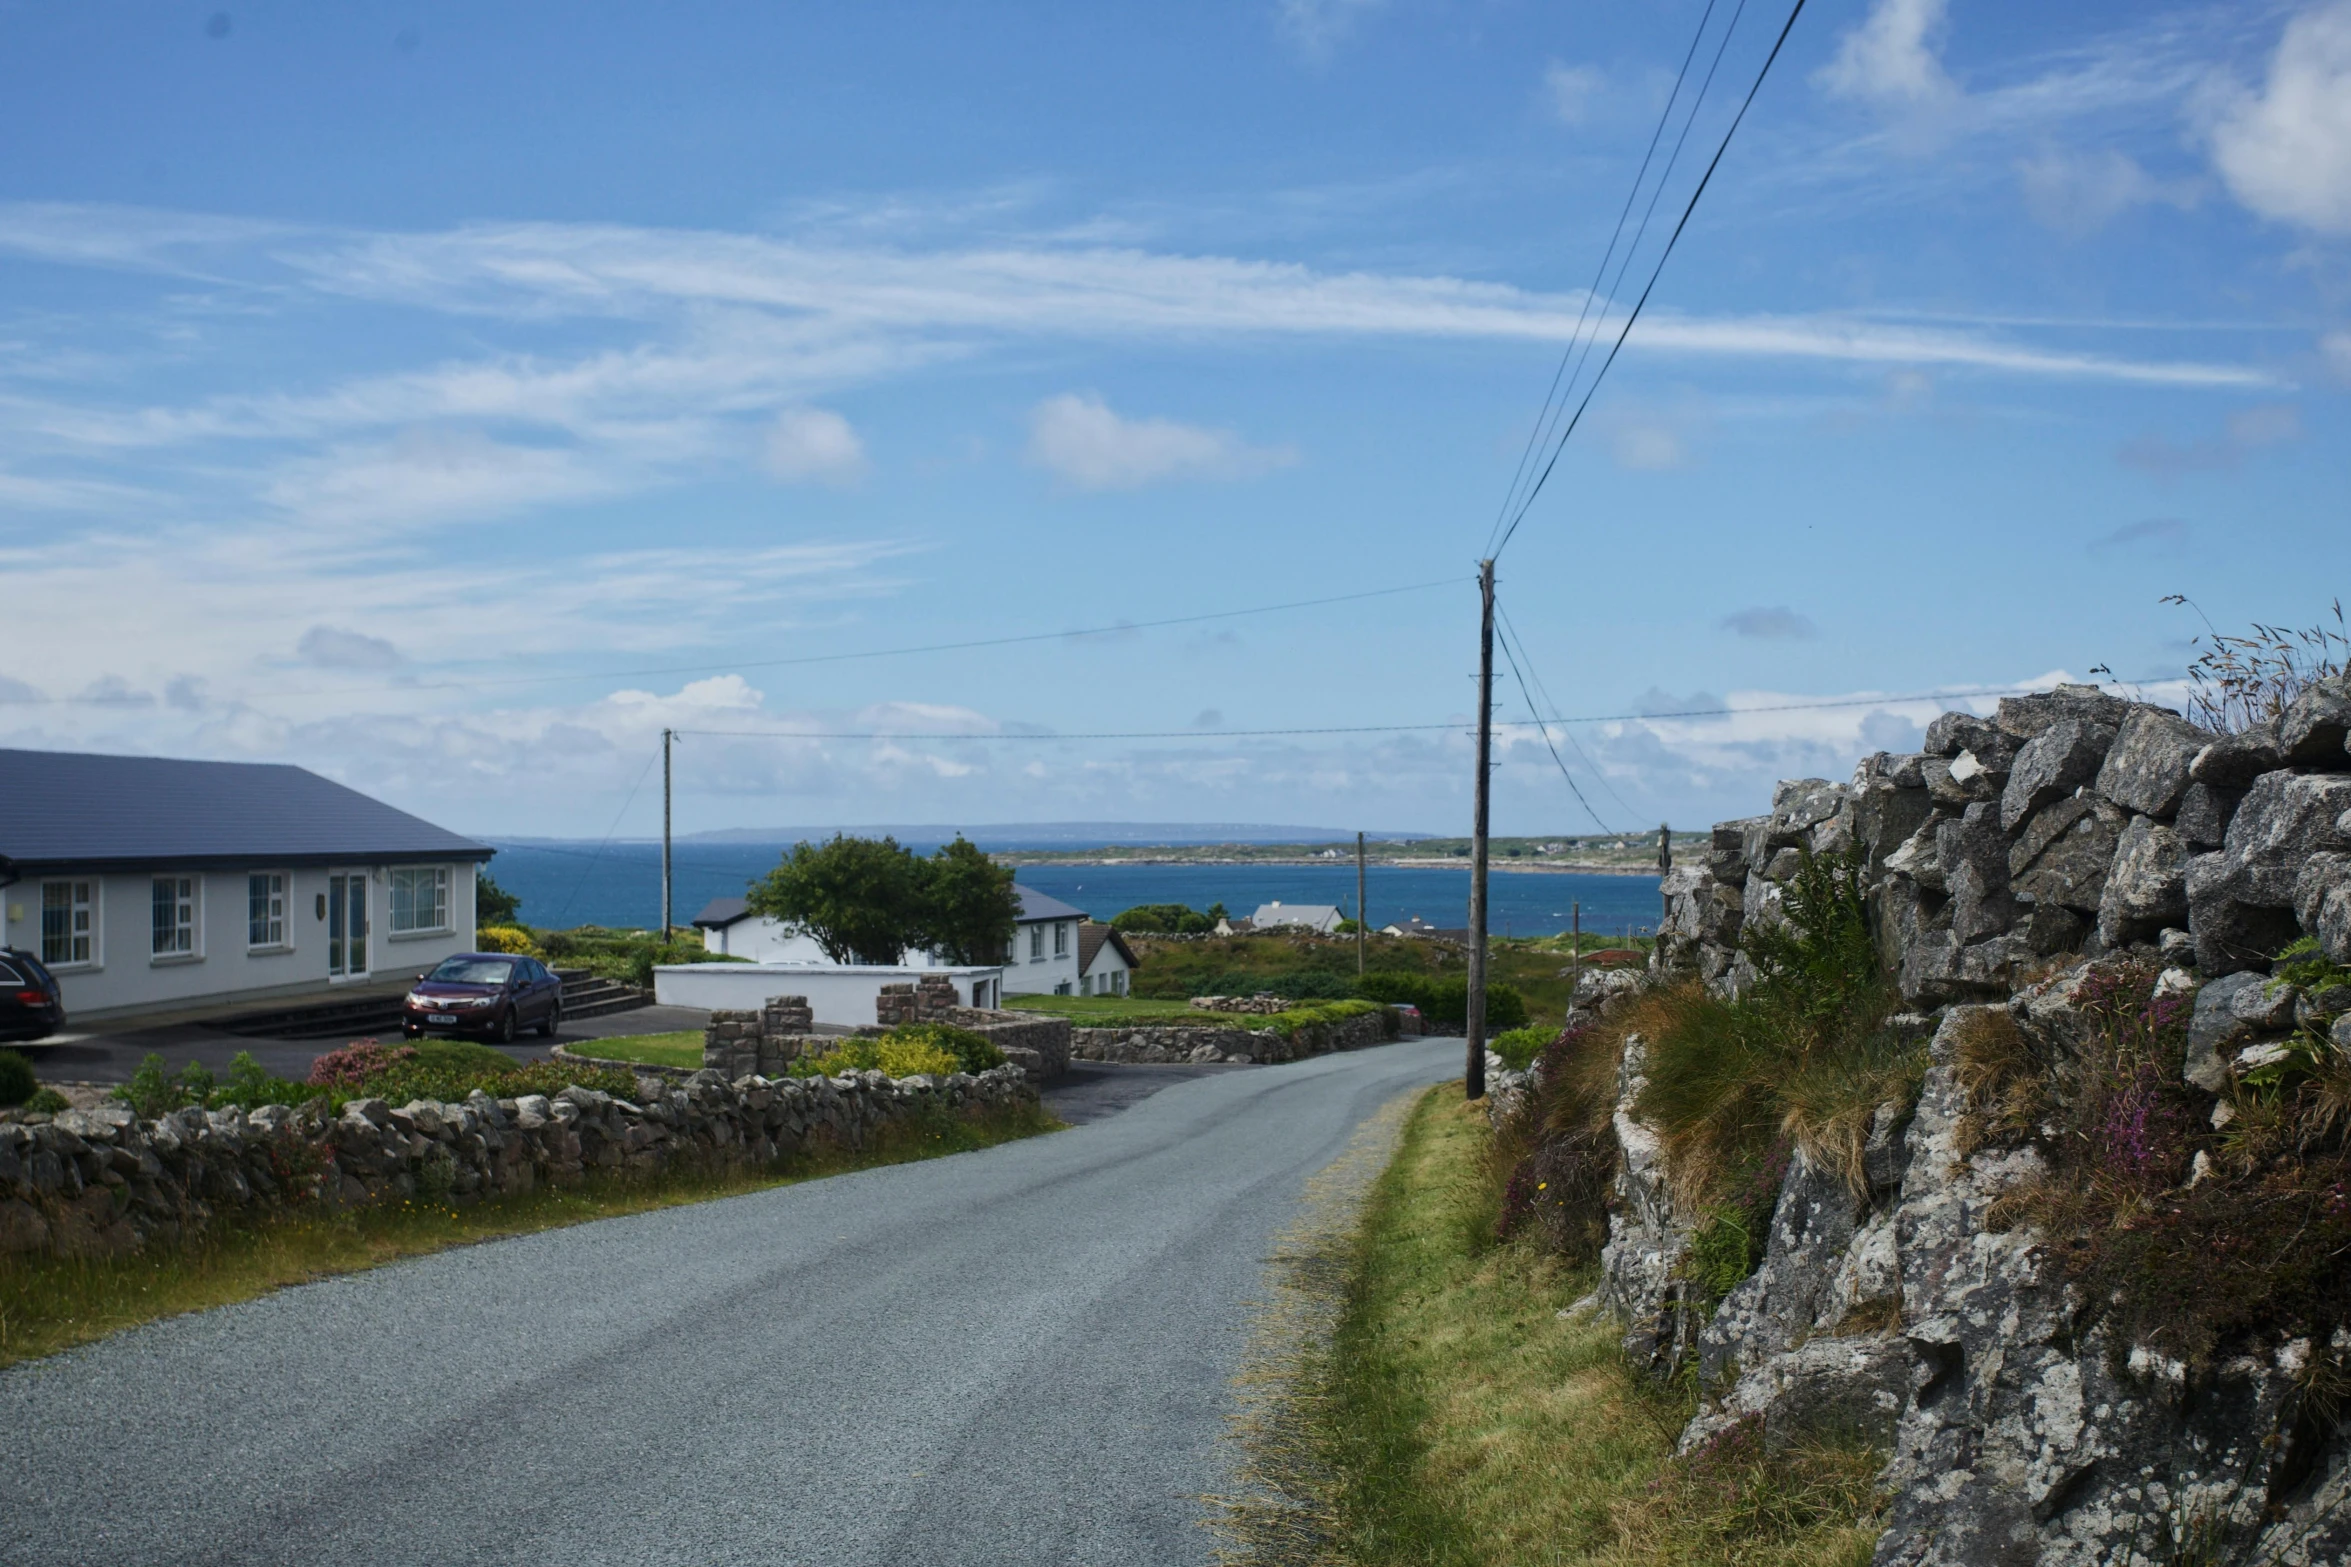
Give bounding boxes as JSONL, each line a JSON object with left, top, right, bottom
{"left": 1054, "top": 981, "right": 1072, "bottom": 996}
{"left": 1029, "top": 925, "right": 1043, "bottom": 961}
{"left": 389, "top": 866, "right": 451, "bottom": 934}
{"left": 247, "top": 873, "right": 287, "bottom": 949}
{"left": 1054, "top": 922, "right": 1069, "bottom": 957}
{"left": 151, "top": 876, "right": 198, "bottom": 958}
{"left": 40, "top": 880, "right": 94, "bottom": 967}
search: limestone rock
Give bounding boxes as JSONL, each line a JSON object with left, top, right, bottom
{"left": 2188, "top": 772, "right": 2351, "bottom": 974}
{"left": 2191, "top": 718, "right": 2284, "bottom": 787}
{"left": 2009, "top": 796, "right": 2125, "bottom": 914}
{"left": 2094, "top": 706, "right": 2212, "bottom": 818}
{"left": 1710, "top": 818, "right": 1763, "bottom": 882}
{"left": 2277, "top": 672, "right": 2351, "bottom": 766}
{"left": 1882, "top": 820, "right": 1946, "bottom": 893}
{"left": 1771, "top": 778, "right": 1847, "bottom": 837}
{"left": 1940, "top": 804, "right": 2018, "bottom": 943}
{"left": 2187, "top": 971, "right": 2268, "bottom": 1091}
{"left": 1924, "top": 710, "right": 2004, "bottom": 760}
{"left": 2001, "top": 716, "right": 2119, "bottom": 831}
{"left": 1995, "top": 682, "right": 2128, "bottom": 741}
{"left": 2098, "top": 816, "right": 2189, "bottom": 947}
{"left": 2176, "top": 780, "right": 2247, "bottom": 849}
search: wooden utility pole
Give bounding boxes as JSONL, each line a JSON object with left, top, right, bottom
{"left": 1466, "top": 559, "right": 1495, "bottom": 1100}
{"left": 1572, "top": 899, "right": 1582, "bottom": 996}
{"left": 660, "top": 728, "right": 675, "bottom": 940}
{"left": 1356, "top": 830, "right": 1367, "bottom": 976}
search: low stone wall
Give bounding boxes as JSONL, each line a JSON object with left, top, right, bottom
{"left": 1071, "top": 1005, "right": 1397, "bottom": 1065}
{"left": 948, "top": 1008, "right": 1072, "bottom": 1081}
{"left": 704, "top": 995, "right": 1070, "bottom": 1082}
{"left": 0, "top": 1065, "right": 1038, "bottom": 1260}
{"left": 1188, "top": 995, "right": 1295, "bottom": 1014}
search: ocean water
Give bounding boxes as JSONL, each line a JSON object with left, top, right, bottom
{"left": 486, "top": 839, "right": 1665, "bottom": 940}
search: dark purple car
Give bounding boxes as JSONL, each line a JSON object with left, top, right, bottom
{"left": 402, "top": 954, "right": 563, "bottom": 1043}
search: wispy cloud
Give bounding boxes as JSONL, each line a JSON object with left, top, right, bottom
{"left": 1718, "top": 607, "right": 1819, "bottom": 640}
{"left": 2117, "top": 402, "right": 2303, "bottom": 475}
{"left": 1025, "top": 393, "right": 1296, "bottom": 490}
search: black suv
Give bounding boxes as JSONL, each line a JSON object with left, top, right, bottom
{"left": 0, "top": 948, "right": 65, "bottom": 1043}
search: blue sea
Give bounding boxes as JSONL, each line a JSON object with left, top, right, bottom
{"left": 486, "top": 839, "right": 1664, "bottom": 940}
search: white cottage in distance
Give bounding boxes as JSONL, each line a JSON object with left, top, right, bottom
{"left": 691, "top": 883, "right": 1104, "bottom": 997}
{"left": 0, "top": 747, "right": 493, "bottom": 1023}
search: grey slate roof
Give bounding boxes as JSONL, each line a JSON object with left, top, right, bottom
{"left": 1013, "top": 885, "right": 1087, "bottom": 923}
{"left": 693, "top": 895, "right": 753, "bottom": 928}
{"left": 0, "top": 748, "right": 493, "bottom": 872}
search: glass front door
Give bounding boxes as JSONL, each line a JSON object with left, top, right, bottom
{"left": 329, "top": 872, "right": 368, "bottom": 977}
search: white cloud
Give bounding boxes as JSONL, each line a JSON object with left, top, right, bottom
{"left": 1610, "top": 424, "right": 1688, "bottom": 471}
{"left": 2208, "top": 1, "right": 2351, "bottom": 235}
{"left": 2324, "top": 330, "right": 2351, "bottom": 382}
{"left": 763, "top": 407, "right": 868, "bottom": 484}
{"left": 1025, "top": 393, "right": 1296, "bottom": 490}
{"left": 262, "top": 429, "right": 622, "bottom": 530}
{"left": 1543, "top": 62, "right": 1608, "bottom": 124}
{"left": 1816, "top": 0, "right": 1959, "bottom": 111}
{"left": 296, "top": 626, "right": 402, "bottom": 670}
{"left": 2015, "top": 146, "right": 2199, "bottom": 237}
{"left": 1718, "top": 607, "right": 1818, "bottom": 640}
{"left": 1276, "top": 0, "right": 1383, "bottom": 55}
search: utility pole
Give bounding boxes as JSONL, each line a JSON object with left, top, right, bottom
{"left": 1466, "top": 559, "right": 1495, "bottom": 1101}
{"left": 661, "top": 728, "right": 675, "bottom": 940}
{"left": 1356, "top": 830, "right": 1367, "bottom": 977}
{"left": 1572, "top": 900, "right": 1582, "bottom": 998}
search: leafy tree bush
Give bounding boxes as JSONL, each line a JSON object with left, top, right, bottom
{"left": 1490, "top": 1026, "right": 1551, "bottom": 1073}
{"left": 1353, "top": 971, "right": 1526, "bottom": 1028}
{"left": 476, "top": 869, "right": 521, "bottom": 926}
{"left": 0, "top": 1050, "right": 34, "bottom": 1107}
{"left": 20, "top": 1087, "right": 67, "bottom": 1115}
{"left": 790, "top": 1034, "right": 963, "bottom": 1080}
{"left": 747, "top": 834, "right": 1017, "bottom": 966}
{"left": 882, "top": 1022, "right": 1005, "bottom": 1075}
{"left": 1111, "top": 903, "right": 1215, "bottom": 935}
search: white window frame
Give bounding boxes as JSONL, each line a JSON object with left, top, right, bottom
{"left": 389, "top": 865, "right": 452, "bottom": 937}
{"left": 1028, "top": 924, "right": 1043, "bottom": 961}
{"left": 247, "top": 871, "right": 289, "bottom": 952}
{"left": 1053, "top": 921, "right": 1069, "bottom": 957}
{"left": 150, "top": 874, "right": 200, "bottom": 962}
{"left": 40, "top": 879, "right": 97, "bottom": 969}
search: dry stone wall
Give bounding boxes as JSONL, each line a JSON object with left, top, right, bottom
{"left": 700, "top": 994, "right": 1072, "bottom": 1082}
{"left": 0, "top": 1065, "right": 1037, "bottom": 1261}
{"left": 1590, "top": 678, "right": 2351, "bottom": 1565}
{"left": 1071, "top": 1005, "right": 1397, "bottom": 1065}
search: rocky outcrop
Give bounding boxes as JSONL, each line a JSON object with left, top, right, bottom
{"left": 0, "top": 1065, "right": 1038, "bottom": 1260}
{"left": 1612, "top": 679, "right": 2351, "bottom": 1565}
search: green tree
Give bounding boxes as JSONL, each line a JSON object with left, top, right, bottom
{"left": 917, "top": 837, "right": 1020, "bottom": 965}
{"left": 747, "top": 835, "right": 928, "bottom": 965}
{"left": 1111, "top": 902, "right": 1213, "bottom": 935}
{"left": 476, "top": 868, "right": 521, "bottom": 925}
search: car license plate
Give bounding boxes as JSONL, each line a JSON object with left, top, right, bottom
{"left": 428, "top": 1013, "right": 457, "bottom": 1025}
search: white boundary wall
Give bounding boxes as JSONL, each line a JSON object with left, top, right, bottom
{"left": 652, "top": 962, "right": 1004, "bottom": 1026}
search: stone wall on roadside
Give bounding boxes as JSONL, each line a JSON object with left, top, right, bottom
{"left": 702, "top": 995, "right": 1071, "bottom": 1082}
{"left": 0, "top": 1064, "right": 1038, "bottom": 1261}
{"left": 1071, "top": 1004, "right": 1397, "bottom": 1065}
{"left": 1573, "top": 677, "right": 2351, "bottom": 1566}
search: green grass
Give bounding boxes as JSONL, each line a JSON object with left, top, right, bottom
{"left": 1121, "top": 931, "right": 1588, "bottom": 1029}
{"left": 0, "top": 1099, "right": 1060, "bottom": 1369}
{"left": 1001, "top": 993, "right": 1211, "bottom": 1024}
{"left": 1230, "top": 1086, "right": 1881, "bottom": 1567}
{"left": 567, "top": 1030, "right": 706, "bottom": 1070}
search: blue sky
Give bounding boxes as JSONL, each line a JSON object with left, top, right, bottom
{"left": 0, "top": 0, "right": 2345, "bottom": 838}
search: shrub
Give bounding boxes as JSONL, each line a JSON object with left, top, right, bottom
{"left": 309, "top": 1040, "right": 418, "bottom": 1089}
{"left": 790, "top": 1035, "right": 963, "bottom": 1080}
{"left": 1352, "top": 971, "right": 1525, "bottom": 1028}
{"left": 1490, "top": 1026, "right": 1551, "bottom": 1073}
{"left": 0, "top": 1050, "right": 34, "bottom": 1108}
{"left": 1111, "top": 903, "right": 1215, "bottom": 935}
{"left": 882, "top": 1022, "right": 1004, "bottom": 1075}
{"left": 21, "top": 1087, "right": 67, "bottom": 1116}
{"left": 1494, "top": 1023, "right": 1622, "bottom": 1261}
{"left": 474, "top": 924, "right": 541, "bottom": 956}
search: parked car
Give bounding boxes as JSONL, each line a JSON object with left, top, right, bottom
{"left": 0, "top": 948, "right": 65, "bottom": 1043}
{"left": 402, "top": 953, "right": 563, "bottom": 1043}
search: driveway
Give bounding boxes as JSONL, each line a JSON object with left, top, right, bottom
{"left": 18, "top": 1003, "right": 718, "bottom": 1088}
{"left": 0, "top": 1037, "right": 1456, "bottom": 1567}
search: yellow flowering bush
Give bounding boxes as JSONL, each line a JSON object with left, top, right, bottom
{"left": 791, "top": 1035, "right": 963, "bottom": 1080}
{"left": 474, "top": 924, "right": 542, "bottom": 956}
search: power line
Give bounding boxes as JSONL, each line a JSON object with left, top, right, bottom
{"left": 552, "top": 748, "right": 660, "bottom": 923}
{"left": 1495, "top": 599, "right": 1636, "bottom": 825}
{"left": 1492, "top": 0, "right": 1809, "bottom": 559}
{"left": 1493, "top": 611, "right": 1616, "bottom": 835}
{"left": 1490, "top": 0, "right": 1723, "bottom": 547}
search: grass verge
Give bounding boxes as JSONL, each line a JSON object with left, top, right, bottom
{"left": 0, "top": 1100, "right": 1059, "bottom": 1369}
{"left": 565, "top": 1030, "right": 706, "bottom": 1069}
{"left": 1219, "top": 1085, "right": 1881, "bottom": 1567}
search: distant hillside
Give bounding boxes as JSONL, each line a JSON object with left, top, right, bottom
{"left": 673, "top": 822, "right": 1435, "bottom": 848}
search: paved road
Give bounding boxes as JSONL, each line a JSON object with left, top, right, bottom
{"left": 0, "top": 1037, "right": 1456, "bottom": 1566}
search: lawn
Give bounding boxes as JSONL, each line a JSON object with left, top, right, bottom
{"left": 569, "top": 1030, "right": 705, "bottom": 1070}
{"left": 1221, "top": 1086, "right": 1881, "bottom": 1567}
{"left": 998, "top": 993, "right": 1209, "bottom": 1025}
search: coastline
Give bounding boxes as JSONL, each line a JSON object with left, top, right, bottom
{"left": 993, "top": 856, "right": 1662, "bottom": 876}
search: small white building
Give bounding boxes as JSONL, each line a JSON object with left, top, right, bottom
{"left": 1076, "top": 922, "right": 1138, "bottom": 997}
{"left": 0, "top": 747, "right": 492, "bottom": 1023}
{"left": 1250, "top": 901, "right": 1345, "bottom": 935}
{"left": 695, "top": 883, "right": 1093, "bottom": 999}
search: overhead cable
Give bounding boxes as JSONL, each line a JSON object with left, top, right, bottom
{"left": 1493, "top": 613, "right": 1617, "bottom": 834}
{"left": 1492, "top": 0, "right": 1809, "bottom": 559}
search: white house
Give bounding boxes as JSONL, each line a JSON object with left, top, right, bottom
{"left": 0, "top": 747, "right": 492, "bottom": 1023}
{"left": 693, "top": 882, "right": 1089, "bottom": 997}
{"left": 1250, "top": 901, "right": 1345, "bottom": 935}
{"left": 1076, "top": 922, "right": 1138, "bottom": 997}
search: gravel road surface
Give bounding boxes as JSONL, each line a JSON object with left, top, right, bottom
{"left": 0, "top": 1036, "right": 1456, "bottom": 1566}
